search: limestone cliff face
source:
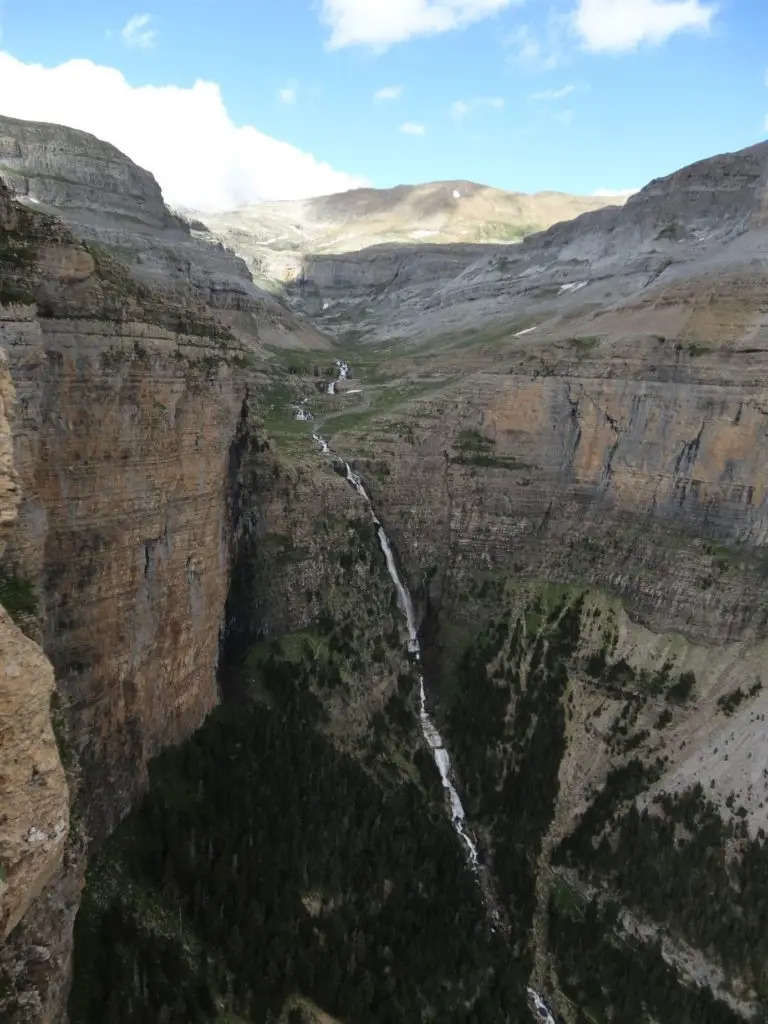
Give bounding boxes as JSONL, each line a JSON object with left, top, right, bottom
{"left": 353, "top": 328, "right": 768, "bottom": 649}
{"left": 0, "top": 177, "right": 271, "bottom": 1020}
{"left": 0, "top": 114, "right": 330, "bottom": 349}
{"left": 5, "top": 313, "right": 246, "bottom": 838}
{"left": 291, "top": 242, "right": 498, "bottom": 320}
{"left": 0, "top": 345, "right": 69, "bottom": 943}
{"left": 0, "top": 116, "right": 180, "bottom": 232}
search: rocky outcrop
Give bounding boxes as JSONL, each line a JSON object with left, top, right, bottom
{"left": 0, "top": 114, "right": 329, "bottom": 349}
{"left": 0, "top": 116, "right": 181, "bottom": 232}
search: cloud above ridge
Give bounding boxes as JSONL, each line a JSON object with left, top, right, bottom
{"left": 0, "top": 51, "right": 367, "bottom": 210}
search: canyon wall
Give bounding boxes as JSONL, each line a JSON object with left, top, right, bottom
{"left": 0, "top": 176, "right": 277, "bottom": 1020}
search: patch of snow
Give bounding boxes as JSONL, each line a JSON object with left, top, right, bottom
{"left": 26, "top": 827, "right": 47, "bottom": 844}
{"left": 453, "top": 190, "right": 461, "bottom": 199}
{"left": 514, "top": 326, "right": 537, "bottom": 337}
{"left": 558, "top": 281, "right": 588, "bottom": 294}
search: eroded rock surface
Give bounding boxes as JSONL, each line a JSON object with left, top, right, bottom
{"left": 0, "top": 345, "right": 68, "bottom": 944}
{"left": 0, "top": 114, "right": 329, "bottom": 350}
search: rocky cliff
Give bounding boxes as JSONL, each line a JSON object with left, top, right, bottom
{"left": 0, "top": 172, "right": 317, "bottom": 1020}
{"left": 292, "top": 143, "right": 768, "bottom": 1020}
{"left": 0, "top": 342, "right": 69, "bottom": 944}
{"left": 0, "top": 114, "right": 329, "bottom": 350}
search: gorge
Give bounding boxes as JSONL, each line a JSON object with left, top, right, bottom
{"left": 2, "top": 112, "right": 768, "bottom": 1024}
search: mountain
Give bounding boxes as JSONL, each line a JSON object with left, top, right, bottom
{"left": 191, "top": 180, "right": 623, "bottom": 285}
{"left": 1, "top": 114, "right": 768, "bottom": 1024}
{"left": 287, "top": 139, "right": 768, "bottom": 343}
{"left": 0, "top": 113, "right": 330, "bottom": 350}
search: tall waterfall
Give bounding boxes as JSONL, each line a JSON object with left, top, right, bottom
{"left": 311, "top": 361, "right": 557, "bottom": 1024}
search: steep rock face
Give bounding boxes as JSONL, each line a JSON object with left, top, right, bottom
{"left": 0, "top": 345, "right": 69, "bottom": 942}
{"left": 0, "top": 179, "right": 254, "bottom": 832}
{"left": 301, "top": 242, "right": 497, "bottom": 293}
{"left": 0, "top": 177, "right": 283, "bottom": 1021}
{"left": 0, "top": 115, "right": 329, "bottom": 349}
{"left": 5, "top": 313, "right": 247, "bottom": 838}
{"left": 0, "top": 608, "right": 68, "bottom": 940}
{"left": 350, "top": 327, "right": 768, "bottom": 650}
{"left": 0, "top": 116, "right": 179, "bottom": 231}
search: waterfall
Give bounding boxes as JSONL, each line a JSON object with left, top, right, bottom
{"left": 327, "top": 359, "right": 350, "bottom": 395}
{"left": 313, "top": 431, "right": 481, "bottom": 866}
{"left": 312, "top": 361, "right": 557, "bottom": 1024}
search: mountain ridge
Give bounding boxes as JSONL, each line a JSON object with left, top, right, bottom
{"left": 191, "top": 179, "right": 624, "bottom": 285}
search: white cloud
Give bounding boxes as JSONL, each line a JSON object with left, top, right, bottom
{"left": 530, "top": 84, "right": 575, "bottom": 100}
{"left": 572, "top": 0, "right": 716, "bottom": 52}
{"left": 374, "top": 84, "right": 404, "bottom": 101}
{"left": 278, "top": 85, "right": 297, "bottom": 104}
{"left": 321, "top": 0, "right": 519, "bottom": 49}
{"left": 592, "top": 187, "right": 639, "bottom": 197}
{"left": 0, "top": 51, "right": 367, "bottom": 210}
{"left": 555, "top": 108, "right": 574, "bottom": 125}
{"left": 504, "top": 24, "right": 561, "bottom": 69}
{"left": 399, "top": 121, "right": 426, "bottom": 135}
{"left": 450, "top": 96, "right": 504, "bottom": 119}
{"left": 120, "top": 13, "right": 157, "bottom": 50}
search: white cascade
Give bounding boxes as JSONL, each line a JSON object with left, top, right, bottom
{"left": 327, "top": 359, "right": 350, "bottom": 395}
{"left": 313, "top": 432, "right": 483, "bottom": 868}
{"left": 311, "top": 365, "right": 557, "bottom": 1024}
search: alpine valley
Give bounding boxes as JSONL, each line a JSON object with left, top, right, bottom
{"left": 2, "top": 110, "right": 768, "bottom": 1024}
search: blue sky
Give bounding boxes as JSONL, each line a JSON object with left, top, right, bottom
{"left": 0, "top": 0, "right": 766, "bottom": 209}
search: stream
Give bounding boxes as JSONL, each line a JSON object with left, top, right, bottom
{"left": 311, "top": 363, "right": 557, "bottom": 1024}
